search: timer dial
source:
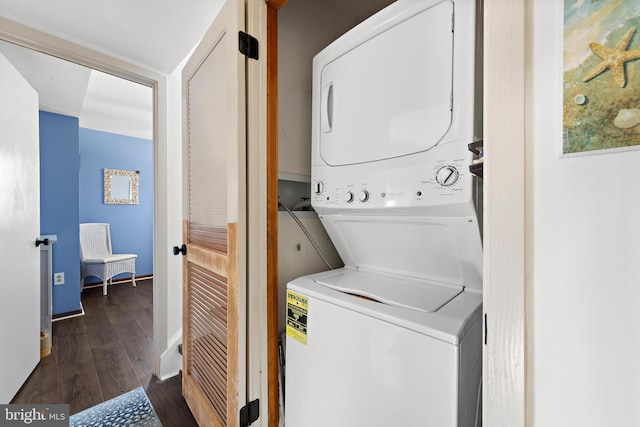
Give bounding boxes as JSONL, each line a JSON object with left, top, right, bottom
{"left": 435, "top": 165, "right": 460, "bottom": 187}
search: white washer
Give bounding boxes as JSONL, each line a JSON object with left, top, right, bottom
{"left": 285, "top": 0, "right": 482, "bottom": 425}
{"left": 286, "top": 267, "right": 482, "bottom": 426}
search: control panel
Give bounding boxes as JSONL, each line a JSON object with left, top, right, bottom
{"left": 312, "top": 147, "right": 473, "bottom": 213}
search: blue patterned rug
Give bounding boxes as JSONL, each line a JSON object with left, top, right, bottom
{"left": 70, "top": 387, "right": 162, "bottom": 426}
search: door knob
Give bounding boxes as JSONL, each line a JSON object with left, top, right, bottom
{"left": 173, "top": 244, "right": 187, "bottom": 256}
{"left": 35, "top": 238, "right": 50, "bottom": 247}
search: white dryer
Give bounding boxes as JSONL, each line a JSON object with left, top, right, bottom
{"left": 285, "top": 0, "right": 482, "bottom": 426}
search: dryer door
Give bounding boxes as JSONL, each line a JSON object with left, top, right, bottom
{"left": 318, "top": 1, "right": 454, "bottom": 166}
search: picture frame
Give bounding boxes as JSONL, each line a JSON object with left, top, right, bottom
{"left": 104, "top": 168, "right": 139, "bottom": 205}
{"left": 562, "top": 1, "right": 640, "bottom": 157}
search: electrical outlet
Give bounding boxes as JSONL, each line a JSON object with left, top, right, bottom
{"left": 54, "top": 272, "right": 64, "bottom": 285}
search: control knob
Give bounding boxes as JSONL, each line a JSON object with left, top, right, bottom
{"left": 345, "top": 191, "right": 354, "bottom": 203}
{"left": 435, "top": 165, "right": 460, "bottom": 187}
{"left": 358, "top": 190, "right": 369, "bottom": 202}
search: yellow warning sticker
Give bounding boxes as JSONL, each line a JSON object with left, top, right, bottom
{"left": 286, "top": 290, "right": 308, "bottom": 345}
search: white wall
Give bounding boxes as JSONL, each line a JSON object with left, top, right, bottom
{"left": 157, "top": 62, "right": 185, "bottom": 379}
{"left": 530, "top": 2, "right": 640, "bottom": 425}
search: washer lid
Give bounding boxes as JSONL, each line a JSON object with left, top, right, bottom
{"left": 315, "top": 268, "right": 463, "bottom": 313}
{"left": 320, "top": 214, "right": 483, "bottom": 290}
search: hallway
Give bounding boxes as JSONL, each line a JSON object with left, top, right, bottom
{"left": 11, "top": 279, "right": 197, "bottom": 426}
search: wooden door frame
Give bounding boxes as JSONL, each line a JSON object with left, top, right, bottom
{"left": 265, "top": 2, "right": 287, "bottom": 425}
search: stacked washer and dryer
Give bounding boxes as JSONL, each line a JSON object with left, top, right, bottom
{"left": 285, "top": 0, "right": 482, "bottom": 425}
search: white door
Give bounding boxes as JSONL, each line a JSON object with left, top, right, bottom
{"left": 181, "top": 0, "right": 248, "bottom": 425}
{"left": 0, "top": 51, "right": 41, "bottom": 403}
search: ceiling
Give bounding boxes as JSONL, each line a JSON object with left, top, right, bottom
{"left": 0, "top": 0, "right": 225, "bottom": 74}
{"left": 0, "top": 40, "right": 154, "bottom": 139}
{"left": 0, "top": 0, "right": 225, "bottom": 139}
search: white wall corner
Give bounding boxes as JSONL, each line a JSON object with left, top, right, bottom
{"left": 155, "top": 62, "right": 184, "bottom": 380}
{"left": 159, "top": 328, "right": 183, "bottom": 380}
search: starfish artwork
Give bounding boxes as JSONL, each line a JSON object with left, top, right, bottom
{"left": 583, "top": 27, "right": 640, "bottom": 87}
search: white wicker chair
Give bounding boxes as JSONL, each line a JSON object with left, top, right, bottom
{"left": 80, "top": 223, "right": 137, "bottom": 296}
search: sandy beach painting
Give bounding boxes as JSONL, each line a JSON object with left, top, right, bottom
{"left": 563, "top": 0, "right": 640, "bottom": 155}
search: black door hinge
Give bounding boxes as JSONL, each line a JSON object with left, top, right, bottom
{"left": 240, "top": 399, "right": 260, "bottom": 427}
{"left": 239, "top": 31, "right": 259, "bottom": 60}
{"left": 484, "top": 313, "right": 488, "bottom": 345}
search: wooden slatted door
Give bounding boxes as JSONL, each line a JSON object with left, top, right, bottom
{"left": 181, "top": 0, "right": 247, "bottom": 425}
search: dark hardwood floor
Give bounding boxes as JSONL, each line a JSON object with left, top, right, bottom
{"left": 11, "top": 278, "right": 198, "bottom": 426}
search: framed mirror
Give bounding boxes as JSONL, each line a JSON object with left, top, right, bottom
{"left": 104, "top": 168, "right": 139, "bottom": 205}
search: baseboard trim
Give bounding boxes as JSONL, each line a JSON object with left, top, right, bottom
{"left": 159, "top": 329, "right": 183, "bottom": 380}
{"left": 53, "top": 302, "right": 85, "bottom": 321}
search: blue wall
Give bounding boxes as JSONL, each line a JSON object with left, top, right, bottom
{"left": 79, "top": 128, "right": 154, "bottom": 280}
{"left": 39, "top": 111, "right": 81, "bottom": 315}
{"left": 39, "top": 114, "right": 154, "bottom": 315}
